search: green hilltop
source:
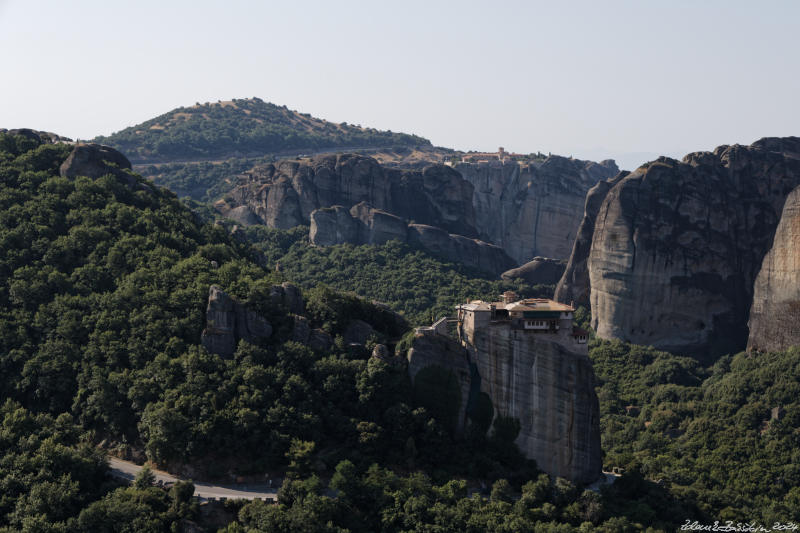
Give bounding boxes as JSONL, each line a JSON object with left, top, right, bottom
{"left": 95, "top": 97, "right": 431, "bottom": 164}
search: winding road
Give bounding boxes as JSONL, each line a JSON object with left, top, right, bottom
{"left": 108, "top": 457, "right": 279, "bottom": 501}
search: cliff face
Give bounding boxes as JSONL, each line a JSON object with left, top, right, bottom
{"left": 407, "top": 332, "right": 473, "bottom": 432}
{"left": 464, "top": 326, "right": 601, "bottom": 484}
{"left": 748, "top": 184, "right": 800, "bottom": 352}
{"left": 221, "top": 153, "right": 477, "bottom": 235}
{"left": 201, "top": 285, "right": 273, "bottom": 357}
{"left": 408, "top": 326, "right": 602, "bottom": 483}
{"left": 587, "top": 138, "right": 800, "bottom": 359}
{"left": 554, "top": 174, "right": 626, "bottom": 306}
{"left": 308, "top": 202, "right": 516, "bottom": 275}
{"left": 455, "top": 157, "right": 618, "bottom": 263}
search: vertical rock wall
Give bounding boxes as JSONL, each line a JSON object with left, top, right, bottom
{"left": 464, "top": 327, "right": 601, "bottom": 484}
{"left": 587, "top": 140, "right": 800, "bottom": 359}
{"left": 456, "top": 157, "right": 618, "bottom": 263}
{"left": 748, "top": 185, "right": 800, "bottom": 352}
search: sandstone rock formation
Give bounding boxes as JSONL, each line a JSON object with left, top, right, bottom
{"left": 219, "top": 153, "right": 477, "bottom": 235}
{"left": 748, "top": 184, "right": 800, "bottom": 352}
{"left": 269, "top": 282, "right": 305, "bottom": 315}
{"left": 0, "top": 128, "right": 72, "bottom": 144}
{"left": 407, "top": 332, "right": 473, "bottom": 432}
{"left": 554, "top": 174, "right": 626, "bottom": 306}
{"left": 407, "top": 323, "right": 601, "bottom": 483}
{"left": 201, "top": 285, "right": 272, "bottom": 357}
{"left": 455, "top": 157, "right": 618, "bottom": 263}
{"left": 501, "top": 257, "right": 566, "bottom": 286}
{"left": 583, "top": 138, "right": 800, "bottom": 359}
{"left": 343, "top": 319, "right": 376, "bottom": 345}
{"left": 407, "top": 224, "right": 516, "bottom": 275}
{"left": 291, "top": 315, "right": 333, "bottom": 352}
{"left": 60, "top": 143, "right": 139, "bottom": 188}
{"left": 462, "top": 325, "right": 601, "bottom": 484}
{"left": 225, "top": 205, "right": 262, "bottom": 226}
{"left": 308, "top": 202, "right": 516, "bottom": 275}
{"left": 309, "top": 203, "right": 407, "bottom": 246}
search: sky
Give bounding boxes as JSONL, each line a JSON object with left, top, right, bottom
{"left": 1, "top": 0, "right": 798, "bottom": 170}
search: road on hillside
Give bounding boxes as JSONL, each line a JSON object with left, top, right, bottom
{"left": 108, "top": 457, "right": 279, "bottom": 501}
{"left": 130, "top": 145, "right": 393, "bottom": 167}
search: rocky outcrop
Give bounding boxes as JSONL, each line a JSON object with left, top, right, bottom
{"left": 221, "top": 152, "right": 619, "bottom": 271}
{"left": 748, "top": 185, "right": 800, "bottom": 352}
{"left": 291, "top": 315, "right": 333, "bottom": 352}
{"left": 408, "top": 324, "right": 602, "bottom": 483}
{"left": 501, "top": 257, "right": 566, "bottom": 286}
{"left": 224, "top": 206, "right": 262, "bottom": 226}
{"left": 220, "top": 153, "right": 477, "bottom": 236}
{"left": 59, "top": 143, "right": 139, "bottom": 188}
{"left": 407, "top": 224, "right": 516, "bottom": 275}
{"left": 269, "top": 282, "right": 305, "bottom": 315}
{"left": 455, "top": 157, "right": 618, "bottom": 263}
{"left": 201, "top": 285, "right": 272, "bottom": 357}
{"left": 407, "top": 332, "right": 473, "bottom": 432}
{"left": 343, "top": 319, "right": 376, "bottom": 345}
{"left": 586, "top": 138, "right": 800, "bottom": 359}
{"left": 554, "top": 174, "right": 626, "bottom": 306}
{"left": 308, "top": 203, "right": 516, "bottom": 275}
{"left": 309, "top": 202, "right": 407, "bottom": 246}
{"left": 464, "top": 326, "right": 601, "bottom": 484}
{"left": 0, "top": 128, "right": 71, "bottom": 144}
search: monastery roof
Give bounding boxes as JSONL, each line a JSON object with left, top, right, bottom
{"left": 458, "top": 298, "right": 574, "bottom": 313}
{"left": 502, "top": 298, "right": 574, "bottom": 312}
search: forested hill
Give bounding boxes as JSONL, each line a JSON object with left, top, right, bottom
{"left": 94, "top": 98, "right": 431, "bottom": 164}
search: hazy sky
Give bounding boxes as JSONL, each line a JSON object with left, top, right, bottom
{"left": 1, "top": 0, "right": 798, "bottom": 170}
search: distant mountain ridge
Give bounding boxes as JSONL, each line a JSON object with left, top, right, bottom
{"left": 95, "top": 97, "right": 431, "bottom": 164}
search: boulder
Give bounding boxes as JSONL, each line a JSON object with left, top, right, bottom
{"left": 349, "top": 202, "right": 408, "bottom": 244}
{"left": 201, "top": 285, "right": 272, "bottom": 358}
{"left": 59, "top": 143, "right": 137, "bottom": 187}
{"left": 343, "top": 319, "right": 376, "bottom": 345}
{"left": 224, "top": 205, "right": 262, "bottom": 226}
{"left": 308, "top": 329, "right": 333, "bottom": 352}
{"left": 501, "top": 256, "right": 566, "bottom": 286}
{"left": 309, "top": 206, "right": 358, "bottom": 246}
{"left": 747, "top": 184, "right": 800, "bottom": 352}
{"left": 408, "top": 224, "right": 516, "bottom": 275}
{"left": 371, "top": 344, "right": 391, "bottom": 361}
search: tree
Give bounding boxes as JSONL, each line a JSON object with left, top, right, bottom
{"left": 134, "top": 465, "right": 156, "bottom": 490}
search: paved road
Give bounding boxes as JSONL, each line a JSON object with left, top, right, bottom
{"left": 108, "top": 457, "right": 278, "bottom": 501}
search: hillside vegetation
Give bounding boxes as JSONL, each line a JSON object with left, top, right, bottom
{"left": 2, "top": 131, "right": 799, "bottom": 531}
{"left": 96, "top": 98, "right": 430, "bottom": 164}
{"left": 237, "top": 224, "right": 553, "bottom": 326}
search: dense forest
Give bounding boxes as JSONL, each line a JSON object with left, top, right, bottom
{"left": 95, "top": 98, "right": 430, "bottom": 163}
{"left": 1, "top": 132, "right": 799, "bottom": 531}
{"left": 234, "top": 223, "right": 553, "bottom": 326}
